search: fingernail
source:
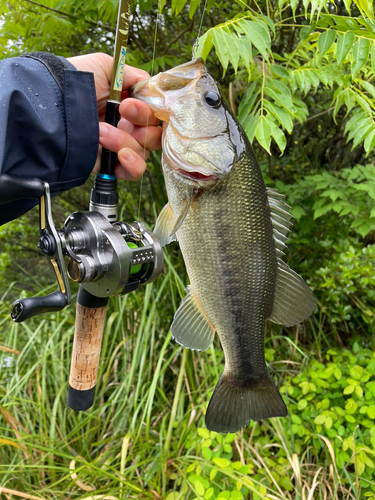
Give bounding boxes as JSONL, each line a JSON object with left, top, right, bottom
{"left": 123, "top": 104, "right": 137, "bottom": 118}
{"left": 99, "top": 122, "right": 109, "bottom": 137}
{"left": 121, "top": 149, "right": 135, "bottom": 162}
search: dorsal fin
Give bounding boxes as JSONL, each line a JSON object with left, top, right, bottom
{"left": 267, "top": 187, "right": 293, "bottom": 258}
{"left": 266, "top": 187, "right": 317, "bottom": 325}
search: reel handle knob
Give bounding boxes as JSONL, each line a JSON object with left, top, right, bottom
{"left": 67, "top": 287, "right": 108, "bottom": 411}
{"left": 11, "top": 292, "right": 68, "bottom": 322}
{"left": 0, "top": 175, "right": 45, "bottom": 204}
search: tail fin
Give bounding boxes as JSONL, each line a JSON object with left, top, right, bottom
{"left": 205, "top": 371, "right": 287, "bottom": 433}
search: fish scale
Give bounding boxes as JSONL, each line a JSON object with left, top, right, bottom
{"left": 165, "top": 151, "right": 276, "bottom": 381}
{"left": 130, "top": 58, "right": 317, "bottom": 433}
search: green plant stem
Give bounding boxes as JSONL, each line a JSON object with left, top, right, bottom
{"left": 164, "top": 348, "right": 187, "bottom": 458}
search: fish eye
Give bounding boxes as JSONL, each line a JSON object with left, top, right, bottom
{"left": 203, "top": 91, "right": 221, "bottom": 108}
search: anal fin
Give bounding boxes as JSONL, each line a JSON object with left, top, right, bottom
{"left": 268, "top": 258, "right": 317, "bottom": 327}
{"left": 171, "top": 285, "right": 215, "bottom": 351}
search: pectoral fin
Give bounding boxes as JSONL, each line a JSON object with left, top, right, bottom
{"left": 171, "top": 286, "right": 215, "bottom": 351}
{"left": 268, "top": 259, "right": 317, "bottom": 326}
{"left": 154, "top": 203, "right": 177, "bottom": 247}
{"left": 154, "top": 191, "right": 196, "bottom": 247}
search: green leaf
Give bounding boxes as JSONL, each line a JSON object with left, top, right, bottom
{"left": 357, "top": 219, "right": 375, "bottom": 237}
{"left": 206, "top": 0, "right": 216, "bottom": 11}
{"left": 238, "top": 36, "right": 253, "bottom": 73}
{"left": 271, "top": 64, "right": 290, "bottom": 79}
{"left": 372, "top": 44, "right": 375, "bottom": 78}
{"left": 171, "top": 0, "right": 179, "bottom": 14}
{"left": 243, "top": 111, "right": 260, "bottom": 142}
{"left": 353, "top": 0, "right": 374, "bottom": 17}
{"left": 264, "top": 80, "right": 296, "bottom": 113}
{"left": 212, "top": 457, "right": 231, "bottom": 468}
{"left": 364, "top": 129, "right": 375, "bottom": 155}
{"left": 344, "top": 384, "right": 355, "bottom": 395}
{"left": 318, "top": 30, "right": 336, "bottom": 56}
{"left": 195, "top": 31, "right": 213, "bottom": 61}
{"left": 255, "top": 115, "right": 272, "bottom": 153}
{"left": 238, "top": 81, "right": 260, "bottom": 123}
{"left": 175, "top": 0, "right": 187, "bottom": 15}
{"left": 351, "top": 121, "right": 373, "bottom": 149}
{"left": 205, "top": 488, "right": 214, "bottom": 499}
{"left": 189, "top": 0, "right": 200, "bottom": 19}
{"left": 268, "top": 117, "right": 287, "bottom": 153}
{"left": 166, "top": 493, "right": 180, "bottom": 500}
{"left": 211, "top": 29, "right": 230, "bottom": 71}
{"left": 291, "top": 205, "right": 306, "bottom": 220}
{"left": 300, "top": 24, "right": 316, "bottom": 42}
{"left": 195, "top": 479, "right": 205, "bottom": 496}
{"left": 336, "top": 32, "right": 355, "bottom": 65}
{"left": 209, "top": 467, "right": 218, "bottom": 480}
{"left": 314, "top": 414, "right": 326, "bottom": 424}
{"left": 263, "top": 100, "right": 293, "bottom": 133}
{"left": 368, "top": 405, "right": 375, "bottom": 419}
{"left": 352, "top": 38, "right": 371, "bottom": 78}
{"left": 223, "top": 29, "right": 240, "bottom": 73}
{"left": 236, "top": 19, "right": 271, "bottom": 61}
{"left": 259, "top": 14, "right": 275, "bottom": 36}
{"left": 361, "top": 81, "right": 375, "bottom": 100}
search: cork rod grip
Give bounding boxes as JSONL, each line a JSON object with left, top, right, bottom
{"left": 67, "top": 287, "right": 109, "bottom": 411}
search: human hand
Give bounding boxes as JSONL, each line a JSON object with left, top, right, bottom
{"left": 67, "top": 53, "right": 161, "bottom": 180}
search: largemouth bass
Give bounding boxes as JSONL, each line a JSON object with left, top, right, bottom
{"left": 130, "top": 59, "right": 316, "bottom": 433}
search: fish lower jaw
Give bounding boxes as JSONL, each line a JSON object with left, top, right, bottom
{"left": 178, "top": 169, "right": 217, "bottom": 182}
{"left": 170, "top": 168, "right": 218, "bottom": 188}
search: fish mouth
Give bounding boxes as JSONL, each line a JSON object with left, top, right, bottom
{"left": 177, "top": 169, "right": 217, "bottom": 182}
{"left": 128, "top": 58, "right": 206, "bottom": 121}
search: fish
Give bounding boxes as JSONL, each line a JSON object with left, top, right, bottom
{"left": 130, "top": 58, "right": 317, "bottom": 433}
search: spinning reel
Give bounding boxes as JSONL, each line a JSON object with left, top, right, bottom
{"left": 0, "top": 0, "right": 164, "bottom": 411}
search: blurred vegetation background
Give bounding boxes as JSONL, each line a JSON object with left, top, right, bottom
{"left": 1, "top": 0, "right": 375, "bottom": 498}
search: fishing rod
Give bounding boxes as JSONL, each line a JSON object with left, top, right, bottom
{"left": 0, "top": 0, "right": 163, "bottom": 412}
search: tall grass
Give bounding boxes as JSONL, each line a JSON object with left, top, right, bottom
{"left": 0, "top": 166, "right": 369, "bottom": 499}
{"left": 0, "top": 247, "right": 364, "bottom": 499}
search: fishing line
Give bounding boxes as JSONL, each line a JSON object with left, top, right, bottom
{"left": 192, "top": 0, "right": 208, "bottom": 59}
{"left": 136, "top": 0, "right": 161, "bottom": 221}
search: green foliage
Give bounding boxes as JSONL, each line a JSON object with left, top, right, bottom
{"left": 0, "top": 292, "right": 369, "bottom": 500}
{"left": 1, "top": 0, "right": 375, "bottom": 498}
{"left": 314, "top": 240, "right": 375, "bottom": 329}
{"left": 184, "top": 1, "right": 375, "bottom": 156}
{"left": 281, "top": 344, "right": 375, "bottom": 495}
{"left": 160, "top": 342, "right": 375, "bottom": 499}
{"left": 277, "top": 163, "right": 375, "bottom": 238}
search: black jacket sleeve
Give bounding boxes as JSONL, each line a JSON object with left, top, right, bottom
{"left": 0, "top": 52, "right": 99, "bottom": 225}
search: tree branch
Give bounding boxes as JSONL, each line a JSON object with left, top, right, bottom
{"left": 22, "top": 0, "right": 115, "bottom": 32}
{"left": 163, "top": 21, "right": 194, "bottom": 55}
{"left": 131, "top": 35, "right": 153, "bottom": 62}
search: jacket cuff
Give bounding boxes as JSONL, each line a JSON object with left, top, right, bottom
{"left": 50, "top": 68, "right": 99, "bottom": 194}
{"left": 22, "top": 52, "right": 99, "bottom": 194}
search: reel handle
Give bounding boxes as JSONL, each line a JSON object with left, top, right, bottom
{"left": 67, "top": 287, "right": 108, "bottom": 411}
{"left": 0, "top": 174, "right": 45, "bottom": 204}
{"left": 11, "top": 292, "right": 68, "bottom": 322}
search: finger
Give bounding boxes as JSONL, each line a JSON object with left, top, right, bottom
{"left": 99, "top": 122, "right": 146, "bottom": 158}
{"left": 120, "top": 99, "right": 160, "bottom": 127}
{"left": 114, "top": 149, "right": 147, "bottom": 181}
{"left": 123, "top": 64, "right": 150, "bottom": 90}
{"left": 118, "top": 119, "right": 162, "bottom": 151}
